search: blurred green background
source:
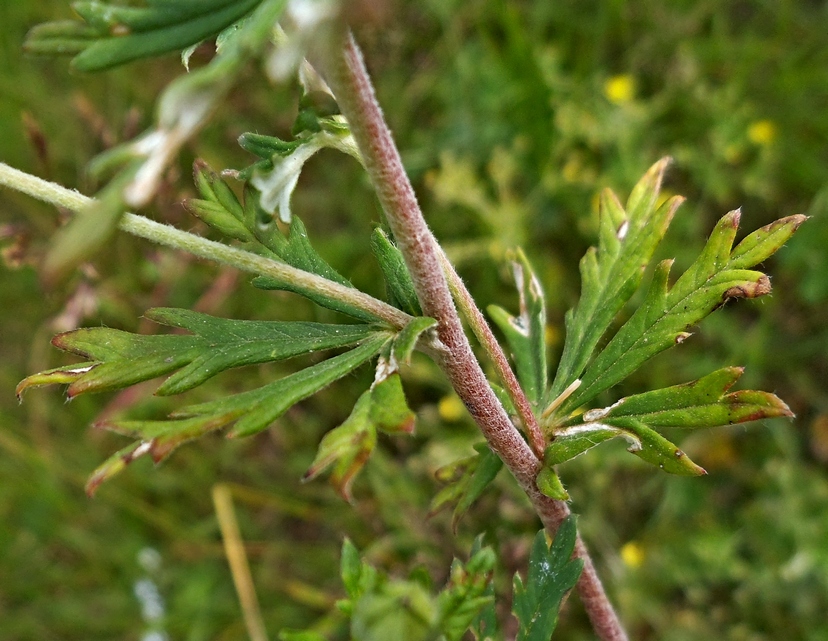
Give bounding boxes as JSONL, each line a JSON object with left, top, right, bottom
{"left": 2, "top": 1, "right": 827, "bottom": 639}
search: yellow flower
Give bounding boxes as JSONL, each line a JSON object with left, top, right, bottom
{"left": 438, "top": 395, "right": 465, "bottom": 422}
{"left": 604, "top": 75, "right": 636, "bottom": 105}
{"left": 747, "top": 119, "right": 777, "bottom": 146}
{"left": 620, "top": 541, "right": 645, "bottom": 568}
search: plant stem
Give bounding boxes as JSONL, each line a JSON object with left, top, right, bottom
{"left": 0, "top": 161, "right": 411, "bottom": 329}
{"left": 440, "top": 251, "right": 546, "bottom": 457}
{"left": 321, "top": 30, "right": 628, "bottom": 641}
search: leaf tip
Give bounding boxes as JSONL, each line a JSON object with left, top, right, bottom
{"left": 725, "top": 208, "right": 742, "bottom": 228}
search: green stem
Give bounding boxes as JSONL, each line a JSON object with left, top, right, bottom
{"left": 0, "top": 162, "right": 411, "bottom": 329}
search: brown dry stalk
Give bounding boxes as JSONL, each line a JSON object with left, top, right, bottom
{"left": 320, "top": 28, "right": 628, "bottom": 641}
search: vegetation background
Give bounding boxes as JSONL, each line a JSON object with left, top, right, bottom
{"left": 1, "top": 1, "right": 827, "bottom": 639}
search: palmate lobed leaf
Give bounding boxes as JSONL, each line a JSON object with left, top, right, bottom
{"left": 554, "top": 210, "right": 806, "bottom": 416}
{"left": 82, "top": 334, "right": 390, "bottom": 494}
{"left": 17, "top": 308, "right": 382, "bottom": 399}
{"left": 512, "top": 517, "right": 583, "bottom": 641}
{"left": 547, "top": 157, "right": 684, "bottom": 404}
{"left": 545, "top": 367, "right": 793, "bottom": 473}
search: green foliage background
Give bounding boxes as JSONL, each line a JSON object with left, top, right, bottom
{"left": 1, "top": 1, "right": 827, "bottom": 639}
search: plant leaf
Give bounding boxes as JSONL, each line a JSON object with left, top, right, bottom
{"left": 304, "top": 368, "right": 416, "bottom": 500}
{"left": 181, "top": 334, "right": 390, "bottom": 437}
{"left": 536, "top": 466, "right": 569, "bottom": 501}
{"left": 19, "top": 308, "right": 381, "bottom": 398}
{"left": 430, "top": 443, "right": 504, "bottom": 531}
{"left": 41, "top": 162, "right": 139, "bottom": 286}
{"left": 369, "top": 373, "right": 416, "bottom": 435}
{"left": 434, "top": 543, "right": 496, "bottom": 641}
{"left": 391, "top": 316, "right": 437, "bottom": 366}
{"left": 488, "top": 249, "right": 548, "bottom": 406}
{"left": 370, "top": 228, "right": 423, "bottom": 316}
{"left": 512, "top": 518, "right": 583, "bottom": 641}
{"left": 556, "top": 210, "right": 804, "bottom": 415}
{"left": 548, "top": 158, "right": 682, "bottom": 404}
{"left": 546, "top": 367, "right": 792, "bottom": 473}
{"left": 25, "top": 0, "right": 266, "bottom": 72}
{"left": 78, "top": 334, "right": 388, "bottom": 493}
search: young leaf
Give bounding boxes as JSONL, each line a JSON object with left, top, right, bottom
{"left": 434, "top": 544, "right": 497, "bottom": 641}
{"left": 430, "top": 443, "right": 504, "bottom": 531}
{"left": 556, "top": 211, "right": 805, "bottom": 415}
{"left": 546, "top": 367, "right": 793, "bottom": 473}
{"left": 304, "top": 369, "right": 416, "bottom": 500}
{"left": 183, "top": 160, "right": 253, "bottom": 241}
{"left": 390, "top": 316, "right": 437, "bottom": 366}
{"left": 241, "top": 128, "right": 361, "bottom": 223}
{"left": 488, "top": 249, "right": 547, "bottom": 406}
{"left": 512, "top": 518, "right": 583, "bottom": 641}
{"left": 536, "top": 466, "right": 569, "bottom": 501}
{"left": 548, "top": 158, "right": 683, "bottom": 404}
{"left": 304, "top": 391, "right": 377, "bottom": 502}
{"left": 370, "top": 228, "right": 423, "bottom": 316}
{"left": 340, "top": 538, "right": 378, "bottom": 604}
{"left": 369, "top": 373, "right": 416, "bottom": 435}
{"left": 17, "top": 308, "right": 381, "bottom": 398}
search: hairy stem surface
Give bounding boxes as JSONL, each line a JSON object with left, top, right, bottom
{"left": 321, "top": 29, "right": 627, "bottom": 641}
{"left": 0, "top": 162, "right": 411, "bottom": 329}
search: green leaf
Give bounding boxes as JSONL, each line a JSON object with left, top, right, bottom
{"left": 95, "top": 411, "right": 237, "bottom": 466}
{"left": 183, "top": 334, "right": 390, "bottom": 437}
{"left": 434, "top": 544, "right": 497, "bottom": 641}
{"left": 488, "top": 249, "right": 548, "bottom": 406}
{"left": 370, "top": 228, "right": 423, "bottom": 316}
{"left": 340, "top": 538, "right": 377, "bottom": 603}
{"left": 544, "top": 425, "right": 620, "bottom": 467}
{"left": 84, "top": 441, "right": 151, "bottom": 496}
{"left": 391, "top": 316, "right": 437, "bottom": 366}
{"left": 350, "top": 581, "right": 434, "bottom": 641}
{"left": 536, "top": 466, "right": 569, "bottom": 501}
{"left": 370, "top": 373, "right": 416, "bottom": 435}
{"left": 20, "top": 308, "right": 381, "bottom": 397}
{"left": 25, "top": 0, "right": 266, "bottom": 72}
{"left": 303, "top": 368, "right": 416, "bottom": 500}
{"left": 183, "top": 159, "right": 252, "bottom": 241}
{"left": 548, "top": 158, "right": 682, "bottom": 405}
{"left": 512, "top": 519, "right": 583, "bottom": 641}
{"left": 547, "top": 367, "right": 792, "bottom": 474}
{"left": 431, "top": 443, "right": 504, "bottom": 531}
{"left": 22, "top": 20, "right": 98, "bottom": 56}
{"left": 78, "top": 334, "right": 388, "bottom": 493}
{"left": 616, "top": 419, "right": 707, "bottom": 475}
{"left": 586, "top": 366, "right": 794, "bottom": 428}
{"left": 557, "top": 209, "right": 801, "bottom": 415}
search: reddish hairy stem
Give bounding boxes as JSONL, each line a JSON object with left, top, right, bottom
{"left": 321, "top": 29, "right": 627, "bottom": 641}
{"left": 440, "top": 254, "right": 546, "bottom": 457}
